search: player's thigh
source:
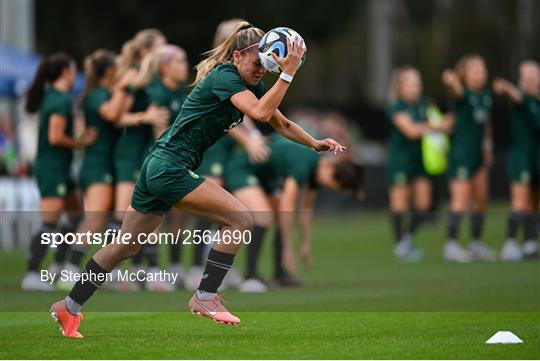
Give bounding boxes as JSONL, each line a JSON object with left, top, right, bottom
{"left": 412, "top": 177, "right": 432, "bottom": 211}
{"left": 81, "top": 184, "right": 114, "bottom": 232}
{"left": 40, "top": 197, "right": 65, "bottom": 224}
{"left": 388, "top": 185, "right": 410, "bottom": 212}
{"left": 204, "top": 176, "right": 224, "bottom": 188}
{"left": 233, "top": 186, "right": 274, "bottom": 227}
{"left": 174, "top": 179, "right": 253, "bottom": 230}
{"left": 84, "top": 183, "right": 114, "bottom": 212}
{"left": 115, "top": 181, "right": 135, "bottom": 214}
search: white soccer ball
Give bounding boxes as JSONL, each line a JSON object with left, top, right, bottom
{"left": 258, "top": 27, "right": 307, "bottom": 74}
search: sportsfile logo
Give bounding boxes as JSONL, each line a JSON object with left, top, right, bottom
{"left": 40, "top": 229, "right": 252, "bottom": 248}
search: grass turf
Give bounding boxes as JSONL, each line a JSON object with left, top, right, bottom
{"left": 1, "top": 206, "right": 539, "bottom": 359}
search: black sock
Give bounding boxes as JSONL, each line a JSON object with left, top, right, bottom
{"left": 53, "top": 242, "right": 70, "bottom": 264}
{"left": 246, "top": 226, "right": 267, "bottom": 279}
{"left": 198, "top": 249, "right": 234, "bottom": 293}
{"left": 132, "top": 246, "right": 144, "bottom": 266}
{"left": 447, "top": 212, "right": 462, "bottom": 241}
{"left": 274, "top": 230, "right": 285, "bottom": 278}
{"left": 524, "top": 214, "right": 537, "bottom": 241}
{"left": 471, "top": 212, "right": 485, "bottom": 241}
{"left": 409, "top": 210, "right": 426, "bottom": 235}
{"left": 68, "top": 244, "right": 86, "bottom": 266}
{"left": 27, "top": 223, "right": 56, "bottom": 272}
{"left": 67, "top": 258, "right": 109, "bottom": 311}
{"left": 391, "top": 212, "right": 404, "bottom": 243}
{"left": 169, "top": 242, "right": 181, "bottom": 264}
{"left": 193, "top": 218, "right": 213, "bottom": 266}
{"left": 145, "top": 244, "right": 159, "bottom": 268}
{"left": 506, "top": 211, "right": 522, "bottom": 240}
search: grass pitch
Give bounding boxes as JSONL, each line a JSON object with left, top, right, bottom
{"left": 1, "top": 206, "right": 539, "bottom": 359}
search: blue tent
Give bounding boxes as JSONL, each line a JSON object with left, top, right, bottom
{"left": 0, "top": 43, "right": 84, "bottom": 98}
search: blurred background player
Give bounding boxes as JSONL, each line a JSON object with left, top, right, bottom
{"left": 493, "top": 60, "right": 540, "bottom": 260}
{"left": 107, "top": 30, "right": 170, "bottom": 291}
{"left": 225, "top": 134, "right": 363, "bottom": 284}
{"left": 186, "top": 18, "right": 270, "bottom": 291}
{"left": 110, "top": 29, "right": 169, "bottom": 233}
{"left": 21, "top": 53, "right": 97, "bottom": 291}
{"left": 441, "top": 54, "right": 497, "bottom": 262}
{"left": 131, "top": 44, "right": 191, "bottom": 290}
{"left": 386, "top": 66, "right": 433, "bottom": 262}
{"left": 55, "top": 50, "right": 131, "bottom": 290}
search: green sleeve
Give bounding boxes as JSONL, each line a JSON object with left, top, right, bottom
{"left": 147, "top": 86, "right": 168, "bottom": 107}
{"left": 212, "top": 66, "right": 248, "bottom": 101}
{"left": 386, "top": 100, "right": 406, "bottom": 124}
{"left": 49, "top": 95, "right": 71, "bottom": 118}
{"left": 85, "top": 89, "right": 110, "bottom": 114}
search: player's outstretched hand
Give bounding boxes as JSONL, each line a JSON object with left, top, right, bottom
{"left": 314, "top": 138, "right": 347, "bottom": 155}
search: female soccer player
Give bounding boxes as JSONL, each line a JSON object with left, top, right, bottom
{"left": 111, "top": 29, "right": 169, "bottom": 232}
{"left": 55, "top": 50, "right": 132, "bottom": 290}
{"left": 441, "top": 54, "right": 497, "bottom": 262}
{"left": 225, "top": 134, "right": 363, "bottom": 279}
{"left": 51, "top": 22, "right": 344, "bottom": 335}
{"left": 186, "top": 18, "right": 270, "bottom": 291}
{"left": 129, "top": 44, "right": 191, "bottom": 291}
{"left": 493, "top": 60, "right": 540, "bottom": 260}
{"left": 386, "top": 66, "right": 433, "bottom": 262}
{"left": 21, "top": 53, "right": 97, "bottom": 291}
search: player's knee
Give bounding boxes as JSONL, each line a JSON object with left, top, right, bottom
{"left": 237, "top": 211, "right": 254, "bottom": 230}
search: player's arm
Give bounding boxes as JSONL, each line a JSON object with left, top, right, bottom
{"left": 48, "top": 114, "right": 97, "bottom": 149}
{"left": 434, "top": 113, "right": 455, "bottom": 134}
{"left": 116, "top": 104, "right": 169, "bottom": 128}
{"left": 393, "top": 112, "right": 430, "bottom": 140}
{"left": 99, "top": 82, "right": 132, "bottom": 122}
{"left": 230, "top": 38, "right": 305, "bottom": 122}
{"left": 269, "top": 110, "right": 345, "bottom": 153}
{"left": 278, "top": 177, "right": 300, "bottom": 275}
{"left": 492, "top": 78, "right": 523, "bottom": 104}
{"left": 228, "top": 120, "right": 270, "bottom": 163}
{"left": 298, "top": 186, "right": 317, "bottom": 269}
{"left": 441, "top": 69, "right": 464, "bottom": 98}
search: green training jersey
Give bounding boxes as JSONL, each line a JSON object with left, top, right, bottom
{"left": 35, "top": 88, "right": 73, "bottom": 170}
{"left": 147, "top": 80, "right": 188, "bottom": 123}
{"left": 151, "top": 63, "right": 265, "bottom": 169}
{"left": 510, "top": 93, "right": 539, "bottom": 152}
{"left": 259, "top": 134, "right": 320, "bottom": 187}
{"left": 115, "top": 86, "right": 153, "bottom": 157}
{"left": 450, "top": 86, "right": 492, "bottom": 158}
{"left": 82, "top": 86, "right": 117, "bottom": 160}
{"left": 386, "top": 97, "right": 428, "bottom": 163}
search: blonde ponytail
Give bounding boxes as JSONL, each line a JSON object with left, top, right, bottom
{"left": 131, "top": 45, "right": 183, "bottom": 88}
{"left": 83, "top": 49, "right": 116, "bottom": 99}
{"left": 193, "top": 21, "right": 264, "bottom": 85}
{"left": 117, "top": 28, "right": 166, "bottom": 79}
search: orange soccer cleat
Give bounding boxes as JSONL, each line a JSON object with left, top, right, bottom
{"left": 49, "top": 299, "right": 84, "bottom": 338}
{"left": 188, "top": 293, "right": 240, "bottom": 326}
